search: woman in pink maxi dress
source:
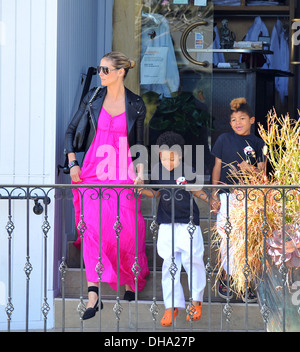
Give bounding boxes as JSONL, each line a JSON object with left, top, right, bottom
{"left": 72, "top": 106, "right": 148, "bottom": 291}
{"left": 65, "top": 52, "right": 149, "bottom": 319}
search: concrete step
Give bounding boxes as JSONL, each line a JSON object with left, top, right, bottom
{"left": 66, "top": 239, "right": 219, "bottom": 271}
{"left": 61, "top": 268, "right": 247, "bottom": 304}
{"left": 54, "top": 298, "right": 265, "bottom": 332}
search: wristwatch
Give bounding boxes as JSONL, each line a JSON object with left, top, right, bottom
{"left": 68, "top": 160, "right": 79, "bottom": 169}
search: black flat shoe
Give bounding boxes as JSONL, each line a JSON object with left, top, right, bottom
{"left": 124, "top": 290, "right": 135, "bottom": 301}
{"left": 82, "top": 286, "right": 103, "bottom": 320}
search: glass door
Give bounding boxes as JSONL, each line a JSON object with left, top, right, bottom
{"left": 137, "top": 0, "right": 214, "bottom": 180}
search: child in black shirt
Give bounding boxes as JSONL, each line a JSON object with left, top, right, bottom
{"left": 211, "top": 97, "right": 265, "bottom": 301}
{"left": 140, "top": 131, "right": 208, "bottom": 327}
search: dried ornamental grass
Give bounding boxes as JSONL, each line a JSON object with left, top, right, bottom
{"left": 259, "top": 109, "right": 300, "bottom": 186}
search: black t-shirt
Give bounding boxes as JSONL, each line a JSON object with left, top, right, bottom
{"left": 211, "top": 132, "right": 265, "bottom": 185}
{"left": 149, "top": 162, "right": 200, "bottom": 225}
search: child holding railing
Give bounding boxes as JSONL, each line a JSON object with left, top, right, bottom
{"left": 140, "top": 131, "right": 213, "bottom": 327}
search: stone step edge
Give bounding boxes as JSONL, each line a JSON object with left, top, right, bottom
{"left": 53, "top": 298, "right": 264, "bottom": 332}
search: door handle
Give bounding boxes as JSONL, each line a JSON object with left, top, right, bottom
{"left": 180, "top": 20, "right": 210, "bottom": 67}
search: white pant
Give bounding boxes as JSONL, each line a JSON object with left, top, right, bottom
{"left": 157, "top": 223, "right": 206, "bottom": 309}
{"left": 216, "top": 193, "right": 235, "bottom": 275}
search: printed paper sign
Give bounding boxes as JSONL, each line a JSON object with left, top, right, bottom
{"left": 194, "top": 0, "right": 207, "bottom": 5}
{"left": 173, "top": 0, "right": 189, "bottom": 4}
{"left": 195, "top": 32, "right": 204, "bottom": 49}
{"left": 141, "top": 47, "right": 168, "bottom": 85}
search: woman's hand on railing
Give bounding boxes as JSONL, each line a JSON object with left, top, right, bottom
{"left": 134, "top": 174, "right": 144, "bottom": 185}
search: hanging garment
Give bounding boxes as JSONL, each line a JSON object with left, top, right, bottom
{"left": 213, "top": 25, "right": 225, "bottom": 66}
{"left": 141, "top": 12, "right": 180, "bottom": 97}
{"left": 268, "top": 20, "right": 282, "bottom": 70}
{"left": 244, "top": 17, "right": 269, "bottom": 41}
{"left": 247, "top": 1, "right": 279, "bottom": 5}
{"left": 213, "top": 0, "right": 241, "bottom": 5}
{"left": 277, "top": 29, "right": 289, "bottom": 102}
{"left": 240, "top": 17, "right": 269, "bottom": 67}
{"left": 268, "top": 20, "right": 289, "bottom": 103}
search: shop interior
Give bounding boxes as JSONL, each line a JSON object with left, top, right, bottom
{"left": 112, "top": 0, "right": 299, "bottom": 180}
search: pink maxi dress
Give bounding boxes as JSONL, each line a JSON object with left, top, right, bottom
{"left": 72, "top": 107, "right": 149, "bottom": 292}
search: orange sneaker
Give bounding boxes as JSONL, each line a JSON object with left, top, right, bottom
{"left": 186, "top": 303, "right": 202, "bottom": 321}
{"left": 161, "top": 308, "right": 179, "bottom": 327}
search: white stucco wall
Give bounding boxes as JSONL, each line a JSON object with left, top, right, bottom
{"left": 0, "top": 0, "right": 58, "bottom": 330}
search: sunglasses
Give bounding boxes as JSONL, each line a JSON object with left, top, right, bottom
{"left": 96, "top": 66, "right": 122, "bottom": 75}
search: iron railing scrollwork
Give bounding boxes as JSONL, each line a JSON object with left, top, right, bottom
{"left": 1, "top": 184, "right": 300, "bottom": 332}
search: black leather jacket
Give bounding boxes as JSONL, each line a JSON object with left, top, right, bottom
{"left": 64, "top": 86, "right": 146, "bottom": 161}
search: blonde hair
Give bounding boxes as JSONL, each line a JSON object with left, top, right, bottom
{"left": 102, "top": 51, "right": 136, "bottom": 78}
{"left": 230, "top": 97, "right": 247, "bottom": 111}
{"left": 230, "top": 97, "right": 254, "bottom": 118}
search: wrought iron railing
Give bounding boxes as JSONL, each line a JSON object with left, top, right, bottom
{"left": 1, "top": 184, "right": 300, "bottom": 332}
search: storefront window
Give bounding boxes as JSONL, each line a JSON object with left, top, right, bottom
{"left": 137, "top": 0, "right": 214, "bottom": 178}
{"left": 113, "top": 0, "right": 298, "bottom": 179}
